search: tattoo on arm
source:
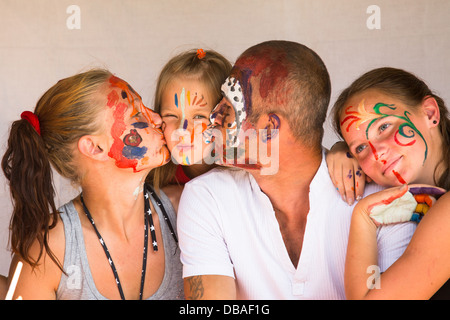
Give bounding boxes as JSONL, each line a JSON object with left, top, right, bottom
{"left": 187, "top": 276, "right": 204, "bottom": 300}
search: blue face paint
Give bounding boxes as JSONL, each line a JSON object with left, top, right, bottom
{"left": 131, "top": 122, "right": 149, "bottom": 129}
{"left": 122, "top": 128, "right": 147, "bottom": 159}
{"left": 122, "top": 146, "right": 148, "bottom": 159}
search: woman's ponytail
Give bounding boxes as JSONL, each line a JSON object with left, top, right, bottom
{"left": 2, "top": 69, "right": 112, "bottom": 271}
{"left": 2, "top": 116, "right": 61, "bottom": 270}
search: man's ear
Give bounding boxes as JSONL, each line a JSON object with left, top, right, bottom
{"left": 78, "top": 135, "right": 109, "bottom": 161}
{"left": 422, "top": 96, "right": 440, "bottom": 128}
{"left": 262, "top": 113, "right": 281, "bottom": 142}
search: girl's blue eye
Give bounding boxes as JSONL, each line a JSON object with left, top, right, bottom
{"left": 355, "top": 144, "right": 367, "bottom": 154}
{"left": 379, "top": 122, "right": 391, "bottom": 133}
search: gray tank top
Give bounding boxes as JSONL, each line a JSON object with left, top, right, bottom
{"left": 56, "top": 189, "right": 184, "bottom": 300}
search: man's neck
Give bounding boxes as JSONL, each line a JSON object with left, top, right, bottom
{"left": 251, "top": 146, "right": 323, "bottom": 267}
{"left": 251, "top": 146, "right": 323, "bottom": 219}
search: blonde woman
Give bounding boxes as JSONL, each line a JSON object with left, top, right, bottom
{"left": 1, "top": 69, "right": 183, "bottom": 299}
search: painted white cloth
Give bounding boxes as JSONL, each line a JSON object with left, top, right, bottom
{"left": 177, "top": 151, "right": 417, "bottom": 299}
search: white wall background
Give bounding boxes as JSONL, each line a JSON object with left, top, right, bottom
{"left": 0, "top": 0, "right": 449, "bottom": 275}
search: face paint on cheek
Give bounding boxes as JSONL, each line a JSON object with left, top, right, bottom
{"left": 369, "top": 139, "right": 390, "bottom": 166}
{"left": 343, "top": 100, "right": 428, "bottom": 163}
{"left": 368, "top": 141, "right": 380, "bottom": 162}
{"left": 107, "top": 90, "right": 120, "bottom": 107}
{"left": 132, "top": 122, "right": 149, "bottom": 129}
{"left": 108, "top": 101, "right": 139, "bottom": 170}
{"left": 106, "top": 76, "right": 166, "bottom": 171}
{"left": 124, "top": 129, "right": 142, "bottom": 146}
{"left": 394, "top": 124, "right": 418, "bottom": 147}
{"left": 220, "top": 78, "right": 247, "bottom": 148}
{"left": 110, "top": 75, "right": 161, "bottom": 134}
{"left": 222, "top": 78, "right": 246, "bottom": 129}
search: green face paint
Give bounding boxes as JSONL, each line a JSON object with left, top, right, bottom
{"left": 341, "top": 99, "right": 428, "bottom": 163}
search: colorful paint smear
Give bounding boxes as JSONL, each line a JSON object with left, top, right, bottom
{"left": 173, "top": 88, "right": 209, "bottom": 165}
{"left": 106, "top": 75, "right": 164, "bottom": 171}
{"left": 232, "top": 48, "right": 288, "bottom": 114}
{"left": 109, "top": 75, "right": 158, "bottom": 128}
{"left": 341, "top": 100, "right": 428, "bottom": 163}
{"left": 392, "top": 170, "right": 406, "bottom": 184}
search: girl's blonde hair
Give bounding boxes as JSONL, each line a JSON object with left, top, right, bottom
{"left": 148, "top": 49, "right": 232, "bottom": 189}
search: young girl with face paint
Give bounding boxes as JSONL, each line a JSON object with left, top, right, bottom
{"left": 330, "top": 67, "right": 450, "bottom": 299}
{"left": 147, "top": 49, "right": 232, "bottom": 205}
{"left": 1, "top": 69, "right": 183, "bottom": 300}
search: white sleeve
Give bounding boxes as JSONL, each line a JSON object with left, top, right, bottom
{"left": 376, "top": 221, "right": 417, "bottom": 272}
{"left": 177, "top": 180, "right": 235, "bottom": 279}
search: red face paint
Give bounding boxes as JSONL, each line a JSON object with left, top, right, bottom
{"left": 107, "top": 90, "right": 119, "bottom": 107}
{"left": 368, "top": 140, "right": 386, "bottom": 164}
{"left": 108, "top": 99, "right": 138, "bottom": 170}
{"left": 109, "top": 75, "right": 158, "bottom": 128}
{"left": 368, "top": 141, "right": 379, "bottom": 161}
{"left": 394, "top": 129, "right": 416, "bottom": 146}
{"left": 392, "top": 170, "right": 406, "bottom": 184}
{"left": 106, "top": 75, "right": 152, "bottom": 171}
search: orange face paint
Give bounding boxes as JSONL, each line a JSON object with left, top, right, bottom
{"left": 106, "top": 75, "right": 164, "bottom": 172}
{"left": 109, "top": 75, "right": 158, "bottom": 128}
{"left": 108, "top": 93, "right": 138, "bottom": 171}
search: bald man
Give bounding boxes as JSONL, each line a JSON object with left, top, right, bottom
{"left": 177, "top": 40, "right": 415, "bottom": 300}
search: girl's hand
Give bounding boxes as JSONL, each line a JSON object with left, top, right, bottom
{"left": 326, "top": 141, "right": 368, "bottom": 205}
{"left": 355, "top": 184, "right": 446, "bottom": 226}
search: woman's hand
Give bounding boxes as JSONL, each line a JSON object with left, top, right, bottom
{"left": 347, "top": 187, "right": 450, "bottom": 299}
{"left": 354, "top": 184, "right": 446, "bottom": 226}
{"left": 326, "top": 141, "right": 368, "bottom": 205}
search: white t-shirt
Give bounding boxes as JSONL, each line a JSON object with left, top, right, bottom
{"left": 177, "top": 153, "right": 417, "bottom": 299}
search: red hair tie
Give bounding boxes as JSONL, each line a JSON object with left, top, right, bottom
{"left": 20, "top": 111, "right": 41, "bottom": 136}
{"left": 196, "top": 49, "right": 206, "bottom": 59}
